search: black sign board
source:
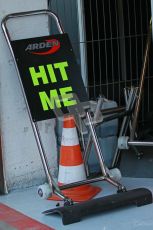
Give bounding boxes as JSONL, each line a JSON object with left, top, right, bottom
{"left": 11, "top": 33, "right": 88, "bottom": 122}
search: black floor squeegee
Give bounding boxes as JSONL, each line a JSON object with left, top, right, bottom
{"left": 43, "top": 188, "right": 152, "bottom": 225}
{"left": 1, "top": 9, "right": 152, "bottom": 226}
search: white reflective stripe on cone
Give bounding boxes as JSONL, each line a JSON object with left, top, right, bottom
{"left": 58, "top": 164, "right": 86, "bottom": 184}
{"left": 61, "top": 128, "right": 79, "bottom": 146}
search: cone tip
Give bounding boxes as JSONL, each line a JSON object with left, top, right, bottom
{"left": 63, "top": 116, "right": 75, "bottom": 128}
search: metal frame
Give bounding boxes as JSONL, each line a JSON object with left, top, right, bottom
{"left": 112, "top": 21, "right": 153, "bottom": 167}
{"left": 1, "top": 9, "right": 69, "bottom": 202}
{"left": 1, "top": 9, "right": 126, "bottom": 206}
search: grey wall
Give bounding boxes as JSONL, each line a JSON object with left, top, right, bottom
{"left": 49, "top": 0, "right": 81, "bottom": 64}
{"left": 0, "top": 0, "right": 58, "bottom": 192}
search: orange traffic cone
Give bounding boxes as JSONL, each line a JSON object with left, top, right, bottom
{"left": 49, "top": 115, "right": 101, "bottom": 202}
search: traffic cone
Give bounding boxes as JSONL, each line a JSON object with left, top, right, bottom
{"left": 49, "top": 115, "right": 101, "bottom": 202}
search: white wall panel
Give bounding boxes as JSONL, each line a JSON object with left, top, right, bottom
{"left": 0, "top": 0, "right": 58, "bottom": 191}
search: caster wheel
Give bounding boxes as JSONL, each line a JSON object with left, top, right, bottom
{"left": 118, "top": 136, "right": 129, "bottom": 150}
{"left": 137, "top": 152, "right": 144, "bottom": 160}
{"left": 37, "top": 183, "right": 52, "bottom": 199}
{"left": 64, "top": 199, "right": 73, "bottom": 206}
{"left": 117, "top": 186, "right": 127, "bottom": 193}
{"left": 108, "top": 168, "right": 122, "bottom": 181}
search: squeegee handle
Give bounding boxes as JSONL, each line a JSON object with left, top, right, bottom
{"left": 130, "top": 20, "right": 152, "bottom": 140}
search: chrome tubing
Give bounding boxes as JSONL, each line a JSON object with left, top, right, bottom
{"left": 1, "top": 10, "right": 67, "bottom": 201}
{"left": 84, "top": 97, "right": 104, "bottom": 175}
{"left": 128, "top": 141, "right": 153, "bottom": 147}
{"left": 112, "top": 87, "right": 138, "bottom": 167}
{"left": 86, "top": 111, "right": 107, "bottom": 176}
{"left": 1, "top": 9, "right": 64, "bottom": 41}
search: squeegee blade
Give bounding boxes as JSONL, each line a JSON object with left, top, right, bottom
{"left": 43, "top": 188, "right": 152, "bottom": 225}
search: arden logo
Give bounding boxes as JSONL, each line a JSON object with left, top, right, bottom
{"left": 25, "top": 39, "right": 60, "bottom": 55}
{"left": 12, "top": 33, "right": 88, "bottom": 121}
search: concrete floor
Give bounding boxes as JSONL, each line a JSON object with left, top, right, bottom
{"left": 1, "top": 177, "right": 153, "bottom": 230}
